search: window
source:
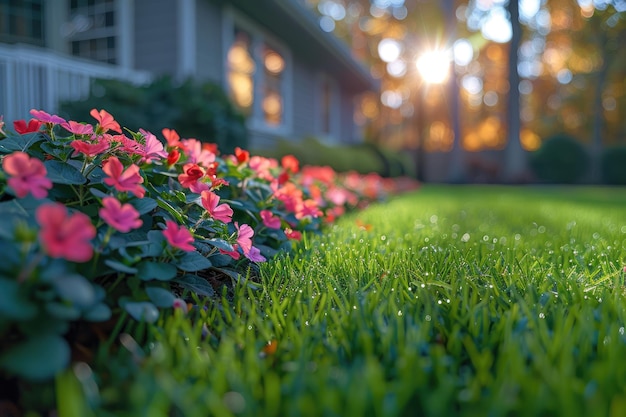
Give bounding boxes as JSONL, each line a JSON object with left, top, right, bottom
{"left": 66, "top": 0, "right": 117, "bottom": 64}
{"left": 225, "top": 11, "right": 291, "bottom": 132}
{"left": 0, "top": 0, "right": 45, "bottom": 46}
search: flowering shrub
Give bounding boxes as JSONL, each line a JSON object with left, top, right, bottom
{"left": 0, "top": 109, "right": 417, "bottom": 381}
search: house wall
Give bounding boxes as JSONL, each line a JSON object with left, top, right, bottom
{"left": 338, "top": 89, "right": 355, "bottom": 143}
{"left": 134, "top": 0, "right": 178, "bottom": 76}
{"left": 195, "top": 0, "right": 223, "bottom": 84}
{"left": 290, "top": 60, "right": 316, "bottom": 140}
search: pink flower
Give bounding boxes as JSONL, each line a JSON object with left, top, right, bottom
{"left": 181, "top": 138, "right": 216, "bottom": 167}
{"left": 249, "top": 156, "right": 278, "bottom": 181}
{"left": 99, "top": 196, "right": 143, "bottom": 233}
{"left": 235, "top": 222, "right": 254, "bottom": 256}
{"left": 162, "top": 220, "right": 195, "bottom": 252}
{"left": 36, "top": 203, "right": 96, "bottom": 262}
{"left": 260, "top": 210, "right": 281, "bottom": 229}
{"left": 200, "top": 190, "right": 233, "bottom": 223}
{"left": 90, "top": 109, "right": 121, "bottom": 133}
{"left": 70, "top": 136, "right": 110, "bottom": 157}
{"left": 285, "top": 228, "right": 302, "bottom": 241}
{"left": 113, "top": 134, "right": 143, "bottom": 156}
{"left": 247, "top": 246, "right": 266, "bottom": 262}
{"left": 2, "top": 151, "right": 52, "bottom": 198}
{"left": 61, "top": 120, "right": 94, "bottom": 136}
{"left": 138, "top": 129, "right": 168, "bottom": 163}
{"left": 29, "top": 109, "right": 65, "bottom": 125}
{"left": 102, "top": 156, "right": 145, "bottom": 198}
{"left": 13, "top": 119, "right": 42, "bottom": 134}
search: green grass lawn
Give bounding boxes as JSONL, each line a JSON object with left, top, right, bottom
{"left": 76, "top": 186, "right": 626, "bottom": 417}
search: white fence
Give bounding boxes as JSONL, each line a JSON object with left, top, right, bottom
{"left": 0, "top": 44, "right": 152, "bottom": 123}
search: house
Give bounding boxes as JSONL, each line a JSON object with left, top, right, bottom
{"left": 0, "top": 0, "right": 375, "bottom": 148}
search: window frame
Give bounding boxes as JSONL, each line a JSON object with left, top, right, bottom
{"left": 222, "top": 7, "right": 293, "bottom": 136}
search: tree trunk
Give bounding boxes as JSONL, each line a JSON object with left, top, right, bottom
{"left": 503, "top": 0, "right": 526, "bottom": 182}
{"left": 444, "top": 0, "right": 465, "bottom": 183}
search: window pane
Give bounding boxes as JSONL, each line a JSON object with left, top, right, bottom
{"left": 0, "top": 0, "right": 45, "bottom": 46}
{"left": 227, "top": 28, "right": 255, "bottom": 116}
{"left": 262, "top": 44, "right": 284, "bottom": 125}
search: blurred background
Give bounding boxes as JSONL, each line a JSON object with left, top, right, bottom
{"left": 1, "top": 0, "right": 625, "bottom": 184}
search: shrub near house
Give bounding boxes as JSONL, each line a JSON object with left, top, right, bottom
{"left": 0, "top": 109, "right": 416, "bottom": 381}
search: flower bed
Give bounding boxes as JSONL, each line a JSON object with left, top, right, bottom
{"left": 0, "top": 110, "right": 418, "bottom": 381}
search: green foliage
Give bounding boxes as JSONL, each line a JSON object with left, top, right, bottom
{"left": 529, "top": 134, "right": 590, "bottom": 183}
{"left": 59, "top": 76, "right": 248, "bottom": 153}
{"left": 601, "top": 145, "right": 626, "bottom": 185}
{"left": 255, "top": 137, "right": 384, "bottom": 175}
{"left": 35, "top": 185, "right": 626, "bottom": 417}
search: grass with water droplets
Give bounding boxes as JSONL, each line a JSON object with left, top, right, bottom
{"left": 88, "top": 186, "right": 626, "bottom": 417}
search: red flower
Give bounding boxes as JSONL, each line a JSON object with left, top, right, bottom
{"left": 295, "top": 199, "right": 322, "bottom": 220}
{"left": 178, "top": 163, "right": 205, "bottom": 189}
{"left": 99, "top": 196, "right": 143, "bottom": 233}
{"left": 36, "top": 203, "right": 96, "bottom": 262}
{"left": 281, "top": 155, "right": 299, "bottom": 173}
{"left": 70, "top": 136, "right": 110, "bottom": 157}
{"left": 13, "top": 119, "right": 42, "bottom": 134}
{"left": 201, "top": 190, "right": 233, "bottom": 224}
{"left": 2, "top": 151, "right": 52, "bottom": 198}
{"left": 102, "top": 156, "right": 145, "bottom": 198}
{"left": 162, "top": 220, "right": 195, "bottom": 252}
{"left": 234, "top": 147, "right": 250, "bottom": 164}
{"left": 284, "top": 227, "right": 302, "bottom": 241}
{"left": 90, "top": 108, "right": 121, "bottom": 133}
{"left": 167, "top": 149, "right": 181, "bottom": 166}
{"left": 162, "top": 128, "right": 181, "bottom": 148}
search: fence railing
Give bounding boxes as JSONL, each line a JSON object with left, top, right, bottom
{"left": 0, "top": 44, "right": 152, "bottom": 123}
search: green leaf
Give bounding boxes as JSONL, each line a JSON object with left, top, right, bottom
{"left": 142, "top": 231, "right": 165, "bottom": 257}
{"left": 51, "top": 274, "right": 96, "bottom": 309}
{"left": 156, "top": 197, "right": 185, "bottom": 224}
{"left": 145, "top": 286, "right": 176, "bottom": 307}
{"left": 45, "top": 301, "right": 81, "bottom": 320}
{"left": 89, "top": 187, "right": 109, "bottom": 199}
{"left": 0, "top": 334, "right": 70, "bottom": 380}
{"left": 132, "top": 197, "right": 158, "bottom": 215}
{"left": 0, "top": 278, "right": 37, "bottom": 320}
{"left": 0, "top": 133, "right": 44, "bottom": 152}
{"left": 122, "top": 301, "right": 159, "bottom": 323}
{"left": 87, "top": 166, "right": 105, "bottom": 184}
{"left": 83, "top": 302, "right": 112, "bottom": 322}
{"left": 44, "top": 160, "right": 87, "bottom": 185}
{"left": 137, "top": 261, "right": 177, "bottom": 281}
{"left": 40, "top": 142, "right": 68, "bottom": 159}
{"left": 174, "top": 275, "right": 216, "bottom": 298}
{"left": 175, "top": 251, "right": 212, "bottom": 272}
{"left": 202, "top": 238, "right": 235, "bottom": 252}
{"left": 104, "top": 259, "right": 138, "bottom": 274}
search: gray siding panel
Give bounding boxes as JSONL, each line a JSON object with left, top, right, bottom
{"left": 339, "top": 88, "right": 355, "bottom": 143}
{"left": 134, "top": 0, "right": 178, "bottom": 75}
{"left": 290, "top": 60, "right": 316, "bottom": 140}
{"left": 196, "top": 0, "right": 223, "bottom": 83}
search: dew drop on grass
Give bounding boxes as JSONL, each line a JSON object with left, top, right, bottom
{"left": 398, "top": 310, "right": 403, "bottom": 316}
{"left": 248, "top": 325, "right": 253, "bottom": 330}
{"left": 425, "top": 315, "right": 431, "bottom": 321}
{"left": 305, "top": 321, "right": 309, "bottom": 326}
{"left": 619, "top": 327, "right": 624, "bottom": 335}
{"left": 539, "top": 313, "right": 545, "bottom": 319}
{"left": 421, "top": 284, "right": 426, "bottom": 288}
{"left": 461, "top": 233, "right": 470, "bottom": 242}
{"left": 515, "top": 234, "right": 521, "bottom": 241}
{"left": 430, "top": 215, "right": 438, "bottom": 224}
